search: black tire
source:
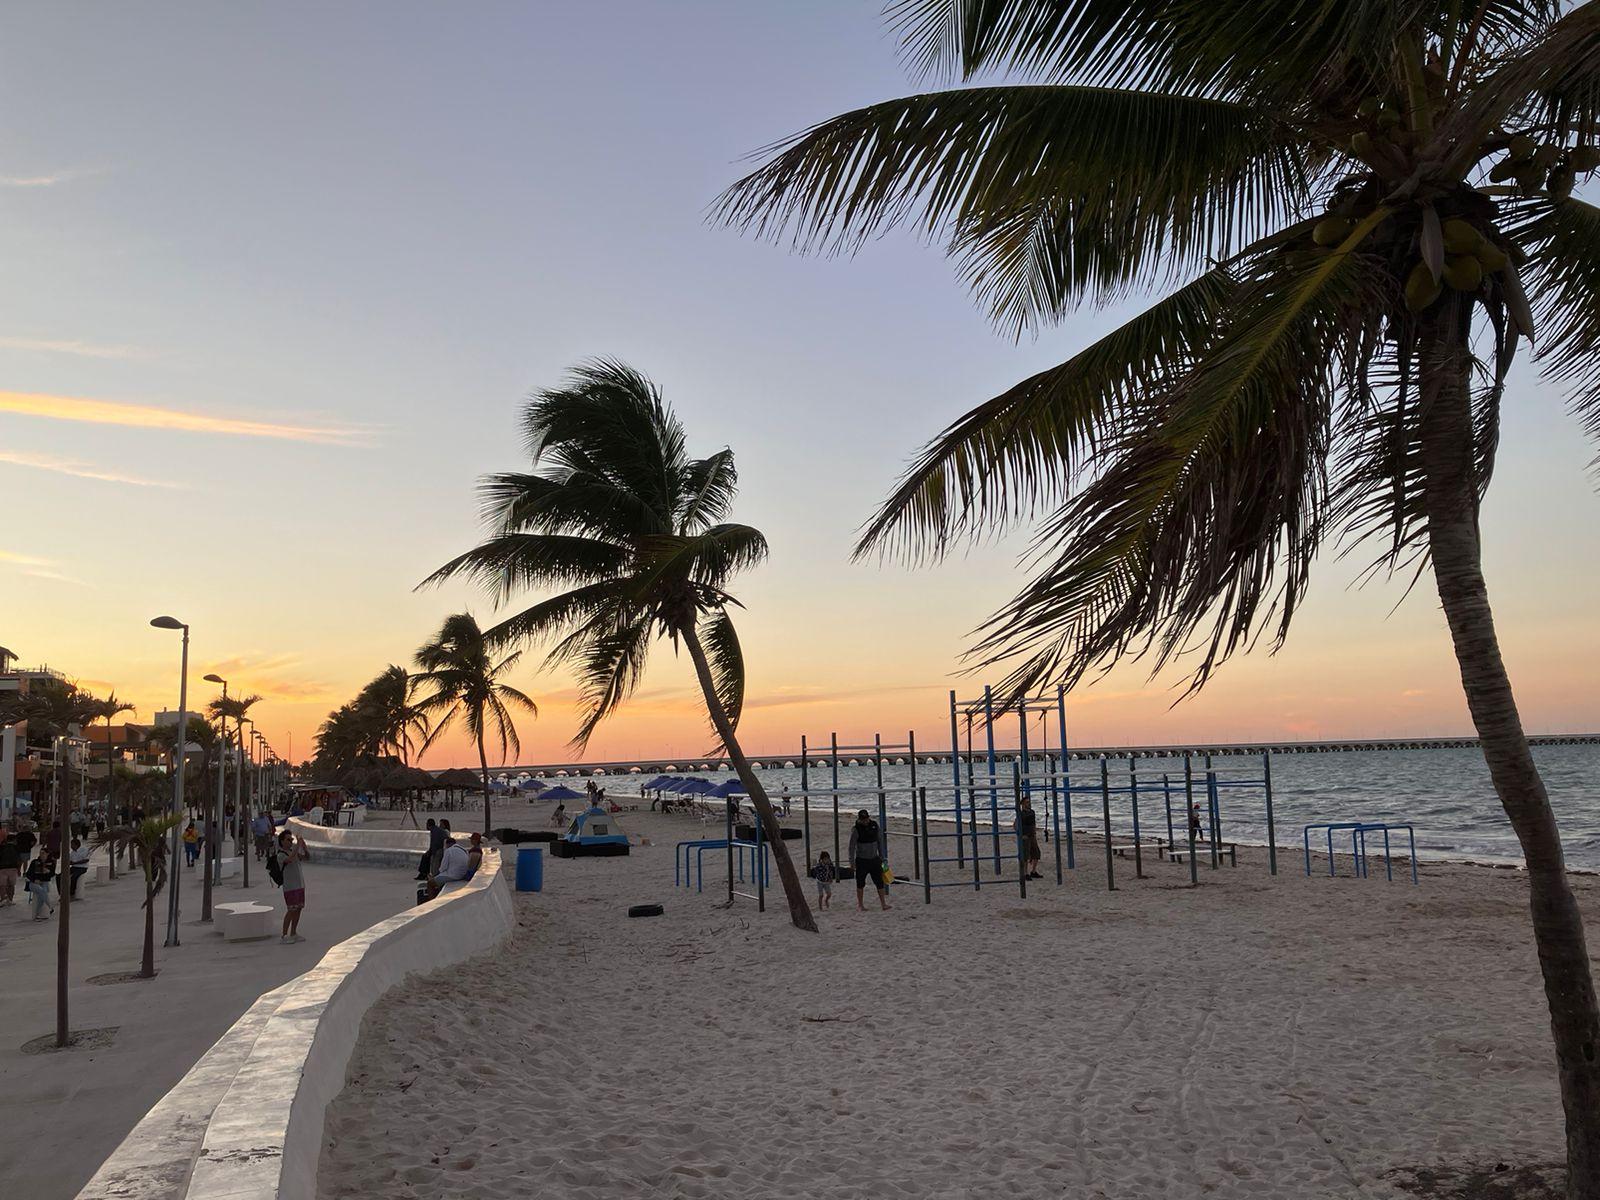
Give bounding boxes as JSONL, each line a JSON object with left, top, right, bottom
{"left": 627, "top": 903, "right": 664, "bottom": 918}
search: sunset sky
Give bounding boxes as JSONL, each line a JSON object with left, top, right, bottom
{"left": 3, "top": 2, "right": 1596, "bottom": 769}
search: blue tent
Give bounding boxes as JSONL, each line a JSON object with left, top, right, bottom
{"left": 541, "top": 784, "right": 583, "bottom": 801}
{"left": 550, "top": 802, "right": 630, "bottom": 859}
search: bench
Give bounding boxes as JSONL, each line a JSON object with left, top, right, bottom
{"left": 1110, "top": 838, "right": 1171, "bottom": 861}
{"left": 216, "top": 856, "right": 240, "bottom": 880}
{"left": 215, "top": 901, "right": 276, "bottom": 941}
{"left": 1167, "top": 841, "right": 1237, "bottom": 866}
{"left": 93, "top": 864, "right": 113, "bottom": 886}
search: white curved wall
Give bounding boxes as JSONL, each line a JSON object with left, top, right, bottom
{"left": 77, "top": 848, "right": 513, "bottom": 1200}
{"left": 286, "top": 816, "right": 430, "bottom": 852}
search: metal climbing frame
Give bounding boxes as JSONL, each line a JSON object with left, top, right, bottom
{"left": 1197, "top": 752, "right": 1278, "bottom": 874}
{"left": 798, "top": 730, "right": 916, "bottom": 873}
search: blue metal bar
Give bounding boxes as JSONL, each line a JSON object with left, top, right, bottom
{"left": 1129, "top": 755, "right": 1145, "bottom": 879}
{"left": 1100, "top": 758, "right": 1115, "bottom": 892}
{"left": 1057, "top": 685, "right": 1074, "bottom": 869}
{"left": 984, "top": 685, "right": 999, "bottom": 873}
{"left": 800, "top": 733, "right": 811, "bottom": 869}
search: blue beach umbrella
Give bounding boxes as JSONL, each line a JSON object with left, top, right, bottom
{"left": 540, "top": 784, "right": 584, "bottom": 801}
{"left": 709, "top": 779, "right": 747, "bottom": 798}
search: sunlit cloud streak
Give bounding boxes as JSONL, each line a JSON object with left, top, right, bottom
{"left": 0, "top": 336, "right": 152, "bottom": 360}
{"left": 0, "top": 391, "right": 371, "bottom": 445}
{"left": 0, "top": 450, "right": 185, "bottom": 488}
{"left": 0, "top": 170, "right": 95, "bottom": 187}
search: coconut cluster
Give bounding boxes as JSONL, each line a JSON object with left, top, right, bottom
{"left": 1488, "top": 134, "right": 1600, "bottom": 198}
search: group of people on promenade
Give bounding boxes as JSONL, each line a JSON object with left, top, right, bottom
{"left": 416, "top": 817, "right": 484, "bottom": 899}
{"left": 0, "top": 823, "right": 95, "bottom": 919}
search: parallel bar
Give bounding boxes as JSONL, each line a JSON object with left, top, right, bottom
{"left": 1263, "top": 752, "right": 1278, "bottom": 876}
{"left": 1185, "top": 758, "right": 1198, "bottom": 887}
{"left": 1129, "top": 755, "right": 1144, "bottom": 880}
{"left": 1101, "top": 759, "right": 1116, "bottom": 892}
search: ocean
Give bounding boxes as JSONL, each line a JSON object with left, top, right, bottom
{"left": 642, "top": 744, "right": 1600, "bottom": 872}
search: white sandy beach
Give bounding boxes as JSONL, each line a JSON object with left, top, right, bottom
{"left": 314, "top": 801, "right": 1596, "bottom": 1199}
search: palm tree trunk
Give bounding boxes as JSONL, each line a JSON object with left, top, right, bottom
{"left": 1421, "top": 306, "right": 1600, "bottom": 1199}
{"left": 680, "top": 625, "right": 818, "bottom": 933}
{"left": 141, "top": 859, "right": 156, "bottom": 978}
{"left": 477, "top": 729, "right": 492, "bottom": 836}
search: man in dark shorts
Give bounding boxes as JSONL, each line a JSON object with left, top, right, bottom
{"left": 847, "top": 809, "right": 891, "bottom": 911}
{"left": 1017, "top": 797, "right": 1042, "bottom": 880}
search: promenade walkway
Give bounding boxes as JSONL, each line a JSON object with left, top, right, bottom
{"left": 0, "top": 850, "right": 413, "bottom": 1198}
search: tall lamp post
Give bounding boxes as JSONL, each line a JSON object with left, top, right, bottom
{"left": 150, "top": 615, "right": 188, "bottom": 947}
{"left": 201, "top": 674, "right": 228, "bottom": 920}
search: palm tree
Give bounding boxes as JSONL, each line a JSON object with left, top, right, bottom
{"left": 355, "top": 666, "right": 430, "bottom": 766}
{"left": 412, "top": 613, "right": 538, "bottom": 835}
{"left": 207, "top": 692, "right": 260, "bottom": 849}
{"left": 424, "top": 360, "right": 818, "bottom": 932}
{"left": 313, "top": 702, "right": 373, "bottom": 779}
{"left": 719, "top": 1, "right": 1600, "bottom": 1188}
{"left": 96, "top": 814, "right": 182, "bottom": 978}
{"left": 89, "top": 694, "right": 134, "bottom": 878}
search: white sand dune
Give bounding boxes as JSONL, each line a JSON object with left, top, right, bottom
{"left": 317, "top": 805, "right": 1593, "bottom": 1198}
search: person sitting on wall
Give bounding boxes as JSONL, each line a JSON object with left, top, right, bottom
{"left": 464, "top": 831, "right": 484, "bottom": 879}
{"left": 426, "top": 838, "right": 471, "bottom": 899}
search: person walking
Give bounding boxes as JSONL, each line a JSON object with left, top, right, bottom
{"left": 182, "top": 820, "right": 200, "bottom": 867}
{"left": 1016, "top": 796, "right": 1042, "bottom": 880}
{"left": 25, "top": 851, "right": 57, "bottom": 920}
{"left": 252, "top": 812, "right": 273, "bottom": 861}
{"left": 848, "top": 809, "right": 891, "bottom": 911}
{"left": 809, "top": 850, "right": 836, "bottom": 910}
{"left": 0, "top": 829, "right": 20, "bottom": 905}
{"left": 276, "top": 830, "right": 310, "bottom": 944}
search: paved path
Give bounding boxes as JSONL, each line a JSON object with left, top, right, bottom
{"left": 0, "top": 850, "right": 415, "bottom": 1198}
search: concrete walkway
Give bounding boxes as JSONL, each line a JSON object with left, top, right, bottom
{"left": 0, "top": 850, "right": 415, "bottom": 1198}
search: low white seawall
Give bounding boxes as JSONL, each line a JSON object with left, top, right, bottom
{"left": 284, "top": 816, "right": 429, "bottom": 871}
{"left": 78, "top": 847, "right": 514, "bottom": 1200}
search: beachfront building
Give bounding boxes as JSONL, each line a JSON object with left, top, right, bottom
{"left": 0, "top": 658, "right": 69, "bottom": 820}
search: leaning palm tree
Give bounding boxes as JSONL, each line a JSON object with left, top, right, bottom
{"left": 424, "top": 360, "right": 818, "bottom": 932}
{"left": 412, "top": 613, "right": 538, "bottom": 834}
{"left": 719, "top": 0, "right": 1600, "bottom": 1188}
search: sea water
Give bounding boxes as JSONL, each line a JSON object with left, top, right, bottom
{"left": 654, "top": 744, "right": 1600, "bottom": 871}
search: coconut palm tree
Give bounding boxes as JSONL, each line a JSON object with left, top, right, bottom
{"left": 355, "top": 666, "right": 430, "bottom": 767}
{"left": 423, "top": 360, "right": 818, "bottom": 932}
{"left": 313, "top": 702, "right": 374, "bottom": 779}
{"left": 719, "top": 0, "right": 1600, "bottom": 1188}
{"left": 412, "top": 613, "right": 538, "bottom": 835}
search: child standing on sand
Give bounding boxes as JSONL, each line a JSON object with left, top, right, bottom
{"left": 810, "top": 851, "right": 836, "bottom": 909}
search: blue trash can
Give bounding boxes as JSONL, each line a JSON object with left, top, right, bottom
{"left": 516, "top": 846, "right": 543, "bottom": 892}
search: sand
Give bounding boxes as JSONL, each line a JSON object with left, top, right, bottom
{"left": 0, "top": 849, "right": 414, "bottom": 1198}
{"left": 314, "top": 801, "right": 1597, "bottom": 1199}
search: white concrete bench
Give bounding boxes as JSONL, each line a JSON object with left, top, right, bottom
{"left": 93, "top": 864, "right": 113, "bottom": 885}
{"left": 215, "top": 901, "right": 276, "bottom": 941}
{"left": 216, "top": 856, "right": 240, "bottom": 880}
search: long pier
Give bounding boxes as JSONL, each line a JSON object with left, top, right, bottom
{"left": 460, "top": 734, "right": 1600, "bottom": 778}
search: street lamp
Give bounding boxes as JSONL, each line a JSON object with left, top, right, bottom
{"left": 200, "top": 674, "right": 228, "bottom": 921}
{"left": 150, "top": 615, "right": 188, "bottom": 947}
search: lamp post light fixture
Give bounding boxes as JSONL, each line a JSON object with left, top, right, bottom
{"left": 150, "top": 616, "right": 188, "bottom": 948}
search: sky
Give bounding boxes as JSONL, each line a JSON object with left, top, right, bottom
{"left": 2, "top": 2, "right": 1596, "bottom": 769}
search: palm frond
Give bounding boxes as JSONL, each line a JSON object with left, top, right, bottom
{"left": 715, "top": 85, "right": 1310, "bottom": 328}
{"left": 418, "top": 533, "right": 630, "bottom": 600}
{"left": 969, "top": 220, "right": 1393, "bottom": 701}
{"left": 1506, "top": 193, "right": 1600, "bottom": 448}
{"left": 698, "top": 608, "right": 747, "bottom": 732}
{"left": 568, "top": 616, "right": 654, "bottom": 751}
{"left": 855, "top": 261, "right": 1240, "bottom": 562}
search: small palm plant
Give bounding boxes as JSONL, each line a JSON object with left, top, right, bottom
{"left": 96, "top": 814, "right": 182, "bottom": 978}
{"left": 412, "top": 613, "right": 538, "bottom": 835}
{"left": 424, "top": 359, "right": 818, "bottom": 932}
